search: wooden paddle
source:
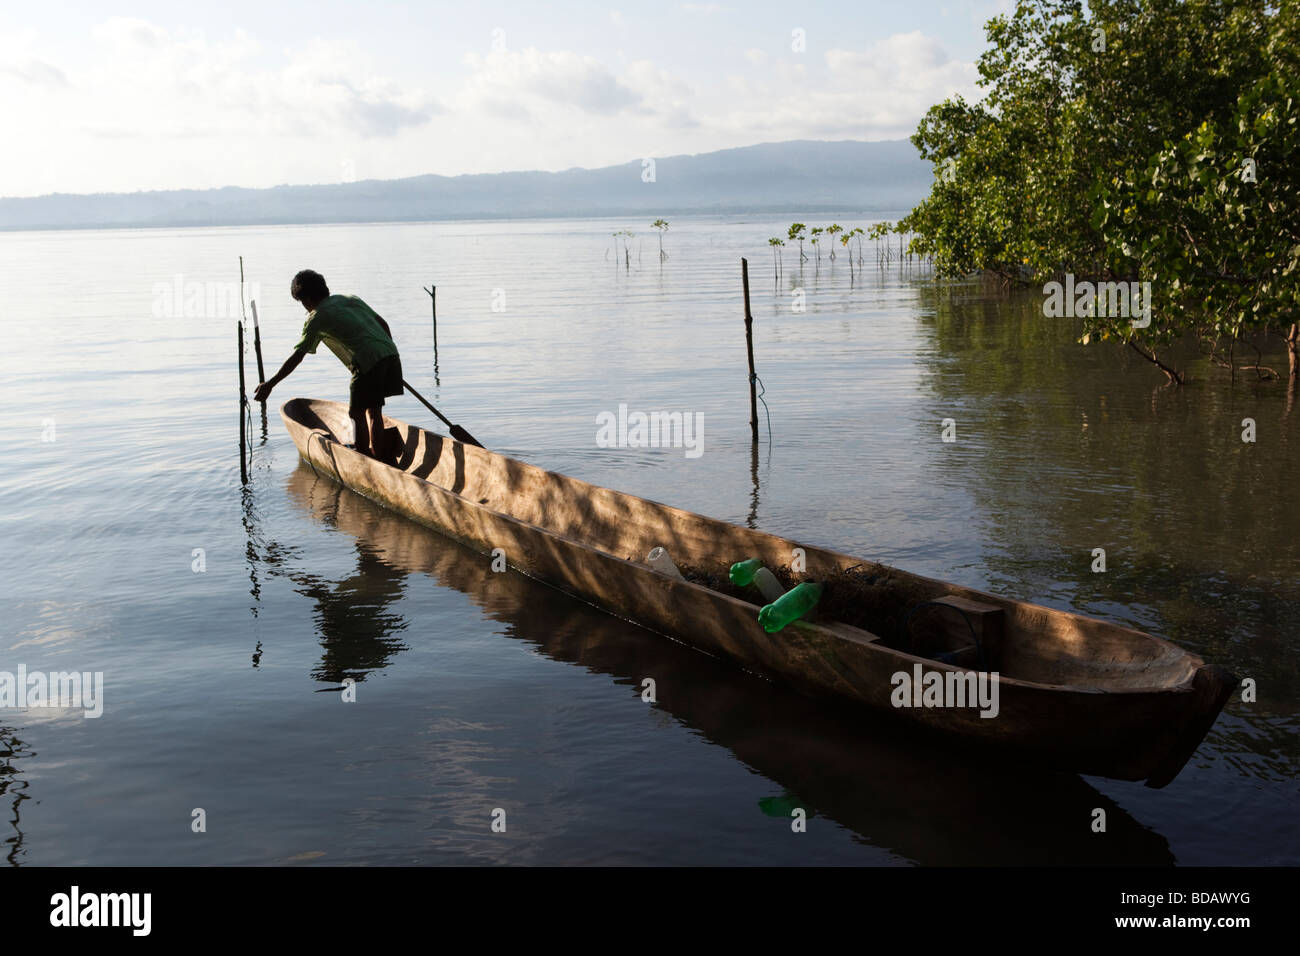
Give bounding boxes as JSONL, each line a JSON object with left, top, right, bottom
{"left": 401, "top": 379, "right": 484, "bottom": 448}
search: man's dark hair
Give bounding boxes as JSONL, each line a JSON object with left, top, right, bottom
{"left": 291, "top": 270, "right": 329, "bottom": 303}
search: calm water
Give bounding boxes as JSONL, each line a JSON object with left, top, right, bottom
{"left": 0, "top": 216, "right": 1295, "bottom": 865}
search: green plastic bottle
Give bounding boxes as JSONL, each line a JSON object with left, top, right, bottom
{"left": 729, "top": 558, "right": 763, "bottom": 586}
{"left": 730, "top": 558, "right": 786, "bottom": 602}
{"left": 758, "top": 582, "right": 824, "bottom": 633}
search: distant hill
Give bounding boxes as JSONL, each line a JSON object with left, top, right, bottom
{"left": 0, "top": 139, "right": 931, "bottom": 231}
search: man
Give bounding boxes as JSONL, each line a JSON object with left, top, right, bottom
{"left": 254, "top": 269, "right": 403, "bottom": 460}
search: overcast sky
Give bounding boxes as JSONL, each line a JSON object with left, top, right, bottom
{"left": 0, "top": 0, "right": 1007, "bottom": 197}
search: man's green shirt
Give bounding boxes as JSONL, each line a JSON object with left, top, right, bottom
{"left": 294, "top": 294, "right": 398, "bottom": 375}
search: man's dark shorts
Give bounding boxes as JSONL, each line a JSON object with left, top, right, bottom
{"left": 349, "top": 354, "right": 404, "bottom": 416}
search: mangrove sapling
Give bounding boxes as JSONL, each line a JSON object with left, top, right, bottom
{"left": 614, "top": 230, "right": 634, "bottom": 271}
{"left": 769, "top": 237, "right": 784, "bottom": 278}
{"left": 810, "top": 226, "right": 823, "bottom": 263}
{"left": 867, "top": 221, "right": 893, "bottom": 265}
{"left": 788, "top": 223, "right": 808, "bottom": 263}
{"left": 652, "top": 219, "right": 669, "bottom": 261}
{"left": 827, "top": 224, "right": 842, "bottom": 261}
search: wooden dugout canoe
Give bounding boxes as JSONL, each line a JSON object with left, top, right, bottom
{"left": 284, "top": 466, "right": 1178, "bottom": 864}
{"left": 281, "top": 398, "right": 1236, "bottom": 788}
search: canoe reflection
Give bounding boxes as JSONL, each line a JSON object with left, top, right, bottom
{"left": 279, "top": 473, "right": 411, "bottom": 685}
{"left": 284, "top": 463, "right": 1175, "bottom": 865}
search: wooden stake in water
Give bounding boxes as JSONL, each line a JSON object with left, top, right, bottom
{"left": 742, "top": 258, "right": 758, "bottom": 443}
{"left": 423, "top": 283, "right": 440, "bottom": 387}
{"left": 250, "top": 300, "right": 266, "bottom": 386}
{"left": 238, "top": 321, "right": 248, "bottom": 484}
{"left": 424, "top": 284, "right": 437, "bottom": 348}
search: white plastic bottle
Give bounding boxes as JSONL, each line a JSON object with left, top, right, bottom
{"left": 646, "top": 546, "right": 685, "bottom": 579}
{"left": 751, "top": 566, "right": 786, "bottom": 603}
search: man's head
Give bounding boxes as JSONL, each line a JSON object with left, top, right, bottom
{"left": 291, "top": 270, "right": 330, "bottom": 311}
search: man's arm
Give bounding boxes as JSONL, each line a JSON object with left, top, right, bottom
{"left": 254, "top": 348, "right": 307, "bottom": 402}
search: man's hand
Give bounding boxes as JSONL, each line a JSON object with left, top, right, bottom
{"left": 255, "top": 349, "right": 307, "bottom": 403}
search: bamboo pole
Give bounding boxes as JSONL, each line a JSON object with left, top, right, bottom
{"left": 742, "top": 258, "right": 758, "bottom": 443}
{"left": 251, "top": 300, "right": 266, "bottom": 385}
{"left": 251, "top": 301, "right": 268, "bottom": 437}
{"left": 238, "top": 321, "right": 248, "bottom": 484}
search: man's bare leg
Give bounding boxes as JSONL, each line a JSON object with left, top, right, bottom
{"left": 367, "top": 406, "right": 386, "bottom": 460}
{"left": 351, "top": 407, "right": 371, "bottom": 456}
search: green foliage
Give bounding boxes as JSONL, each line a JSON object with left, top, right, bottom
{"left": 896, "top": 0, "right": 1295, "bottom": 378}
{"left": 1092, "top": 11, "right": 1300, "bottom": 348}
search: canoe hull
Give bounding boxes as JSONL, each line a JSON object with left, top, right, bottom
{"left": 281, "top": 399, "right": 1235, "bottom": 787}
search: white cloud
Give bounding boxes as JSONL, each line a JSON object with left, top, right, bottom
{"left": 459, "top": 48, "right": 645, "bottom": 117}
{"left": 700, "top": 31, "right": 978, "bottom": 143}
{"left": 1, "top": 58, "right": 67, "bottom": 87}
{"left": 826, "top": 31, "right": 974, "bottom": 95}
{"left": 70, "top": 19, "right": 438, "bottom": 140}
{"left": 278, "top": 38, "right": 440, "bottom": 136}
{"left": 90, "top": 16, "right": 170, "bottom": 49}
{"left": 0, "top": 18, "right": 445, "bottom": 194}
{"left": 0, "top": 27, "right": 68, "bottom": 88}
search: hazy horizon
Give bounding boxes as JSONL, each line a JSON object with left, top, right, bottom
{"left": 0, "top": 135, "right": 909, "bottom": 201}
{"left": 0, "top": 139, "right": 933, "bottom": 231}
